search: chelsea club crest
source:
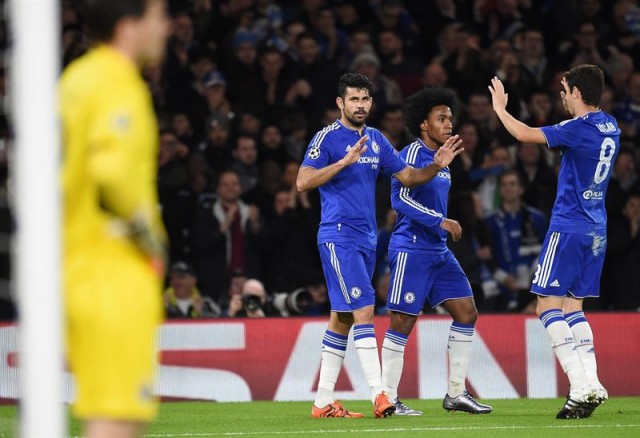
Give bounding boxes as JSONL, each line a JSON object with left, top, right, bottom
{"left": 404, "top": 292, "right": 416, "bottom": 304}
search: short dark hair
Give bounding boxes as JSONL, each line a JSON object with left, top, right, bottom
{"left": 498, "top": 169, "right": 524, "bottom": 186}
{"left": 83, "top": 0, "right": 147, "bottom": 42}
{"left": 564, "top": 64, "right": 604, "bottom": 107}
{"left": 404, "top": 87, "right": 457, "bottom": 138}
{"left": 216, "top": 168, "right": 240, "bottom": 186}
{"left": 338, "top": 73, "right": 374, "bottom": 99}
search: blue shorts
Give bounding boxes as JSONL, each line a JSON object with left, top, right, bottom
{"left": 387, "top": 250, "right": 473, "bottom": 315}
{"left": 530, "top": 230, "right": 606, "bottom": 298}
{"left": 318, "top": 242, "right": 376, "bottom": 312}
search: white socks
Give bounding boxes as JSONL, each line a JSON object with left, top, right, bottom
{"left": 447, "top": 322, "right": 475, "bottom": 398}
{"left": 381, "top": 329, "right": 408, "bottom": 400}
{"left": 314, "top": 330, "right": 347, "bottom": 408}
{"left": 565, "top": 311, "right": 600, "bottom": 386}
{"left": 540, "top": 309, "right": 586, "bottom": 393}
{"left": 353, "top": 324, "right": 383, "bottom": 403}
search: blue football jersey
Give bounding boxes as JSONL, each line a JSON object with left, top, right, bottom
{"left": 389, "top": 139, "right": 449, "bottom": 254}
{"left": 540, "top": 110, "right": 620, "bottom": 233}
{"left": 301, "top": 120, "right": 407, "bottom": 249}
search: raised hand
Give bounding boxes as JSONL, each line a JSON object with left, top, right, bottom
{"left": 440, "top": 218, "right": 462, "bottom": 241}
{"left": 339, "top": 135, "right": 368, "bottom": 166}
{"left": 433, "top": 134, "right": 463, "bottom": 168}
{"left": 488, "top": 76, "right": 508, "bottom": 112}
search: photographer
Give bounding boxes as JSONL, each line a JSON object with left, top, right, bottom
{"left": 227, "top": 278, "right": 272, "bottom": 318}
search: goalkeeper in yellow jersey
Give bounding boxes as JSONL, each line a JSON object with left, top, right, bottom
{"left": 59, "top": 1, "right": 169, "bottom": 437}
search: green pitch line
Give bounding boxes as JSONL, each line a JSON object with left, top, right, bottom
{"left": 0, "top": 398, "right": 638, "bottom": 438}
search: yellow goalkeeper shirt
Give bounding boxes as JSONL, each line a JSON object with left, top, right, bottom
{"left": 60, "top": 45, "right": 165, "bottom": 261}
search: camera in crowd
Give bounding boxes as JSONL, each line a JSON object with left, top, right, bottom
{"left": 242, "top": 293, "right": 263, "bottom": 312}
{"left": 269, "top": 288, "right": 313, "bottom": 316}
{"left": 241, "top": 288, "right": 312, "bottom": 316}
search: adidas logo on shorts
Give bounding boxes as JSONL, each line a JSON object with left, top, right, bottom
{"left": 550, "top": 279, "right": 560, "bottom": 287}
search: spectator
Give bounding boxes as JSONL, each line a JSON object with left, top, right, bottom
{"left": 604, "top": 192, "right": 640, "bottom": 310}
{"left": 219, "top": 270, "right": 247, "bottom": 316}
{"left": 257, "top": 47, "right": 293, "bottom": 123}
{"left": 231, "top": 278, "right": 272, "bottom": 318}
{"left": 288, "top": 32, "right": 340, "bottom": 129}
{"left": 441, "top": 25, "right": 492, "bottom": 101}
{"left": 171, "top": 111, "right": 199, "bottom": 150}
{"left": 158, "top": 129, "right": 189, "bottom": 196}
{"left": 614, "top": 71, "right": 640, "bottom": 142}
{"left": 230, "top": 134, "right": 260, "bottom": 194}
{"left": 371, "top": 0, "right": 422, "bottom": 55}
{"left": 421, "top": 61, "right": 449, "bottom": 88}
{"left": 379, "top": 105, "right": 412, "bottom": 150}
{"left": 524, "top": 89, "right": 555, "bottom": 127}
{"left": 606, "top": 146, "right": 640, "bottom": 223}
{"left": 203, "top": 71, "right": 234, "bottom": 122}
{"left": 193, "top": 170, "right": 263, "bottom": 301}
{"left": 262, "top": 186, "right": 319, "bottom": 293}
{"left": 197, "top": 113, "right": 233, "bottom": 176}
{"left": 610, "top": 0, "right": 640, "bottom": 70}
{"left": 282, "top": 20, "right": 307, "bottom": 64}
{"left": 518, "top": 28, "right": 552, "bottom": 89}
{"left": 485, "top": 170, "right": 547, "bottom": 311}
{"left": 515, "top": 142, "right": 557, "bottom": 217}
{"left": 350, "top": 49, "right": 402, "bottom": 120}
{"left": 164, "top": 262, "right": 221, "bottom": 318}
{"left": 226, "top": 31, "right": 261, "bottom": 112}
{"left": 449, "top": 121, "right": 485, "bottom": 194}
{"left": 461, "top": 90, "right": 499, "bottom": 150}
{"left": 236, "top": 112, "right": 263, "bottom": 137}
{"left": 165, "top": 49, "right": 216, "bottom": 136}
{"left": 377, "top": 29, "right": 424, "bottom": 97}
{"left": 310, "top": 6, "right": 348, "bottom": 61}
{"left": 341, "top": 28, "right": 373, "bottom": 71}
{"left": 335, "top": 2, "right": 362, "bottom": 34}
{"left": 258, "top": 124, "right": 289, "bottom": 168}
{"left": 561, "top": 20, "right": 610, "bottom": 70}
{"left": 244, "top": 160, "right": 283, "bottom": 219}
{"left": 164, "top": 12, "right": 198, "bottom": 86}
{"left": 157, "top": 130, "right": 193, "bottom": 263}
{"left": 475, "top": 146, "right": 513, "bottom": 218}
{"left": 447, "top": 191, "right": 496, "bottom": 309}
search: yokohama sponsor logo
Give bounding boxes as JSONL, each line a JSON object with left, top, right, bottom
{"left": 0, "top": 314, "right": 638, "bottom": 402}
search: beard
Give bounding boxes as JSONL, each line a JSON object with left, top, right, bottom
{"left": 345, "top": 111, "right": 368, "bottom": 127}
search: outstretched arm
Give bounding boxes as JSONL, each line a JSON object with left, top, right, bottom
{"left": 488, "top": 77, "right": 546, "bottom": 144}
{"left": 296, "top": 135, "right": 368, "bottom": 192}
{"left": 394, "top": 134, "right": 464, "bottom": 188}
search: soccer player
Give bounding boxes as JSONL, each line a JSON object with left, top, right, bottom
{"left": 297, "top": 73, "right": 463, "bottom": 418}
{"left": 489, "top": 65, "right": 617, "bottom": 419}
{"left": 380, "top": 87, "right": 493, "bottom": 416}
{"left": 60, "top": 1, "right": 169, "bottom": 437}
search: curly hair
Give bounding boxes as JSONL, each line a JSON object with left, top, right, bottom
{"left": 338, "top": 73, "right": 374, "bottom": 99}
{"left": 404, "top": 87, "right": 457, "bottom": 138}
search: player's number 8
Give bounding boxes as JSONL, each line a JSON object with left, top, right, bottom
{"left": 593, "top": 137, "right": 616, "bottom": 185}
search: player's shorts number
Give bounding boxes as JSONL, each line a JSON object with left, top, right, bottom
{"left": 593, "top": 137, "right": 616, "bottom": 185}
{"left": 532, "top": 263, "right": 541, "bottom": 285}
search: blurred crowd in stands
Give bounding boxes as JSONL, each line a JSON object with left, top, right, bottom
{"left": 0, "top": 0, "right": 639, "bottom": 319}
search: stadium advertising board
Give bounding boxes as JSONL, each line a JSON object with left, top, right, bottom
{"left": 0, "top": 314, "right": 638, "bottom": 402}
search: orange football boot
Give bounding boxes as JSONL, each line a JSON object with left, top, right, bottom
{"left": 311, "top": 401, "right": 364, "bottom": 418}
{"left": 373, "top": 391, "right": 395, "bottom": 418}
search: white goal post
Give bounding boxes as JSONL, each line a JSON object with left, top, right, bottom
{"left": 9, "top": 0, "right": 64, "bottom": 437}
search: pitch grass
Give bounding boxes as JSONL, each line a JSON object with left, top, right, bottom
{"left": 0, "top": 398, "right": 638, "bottom": 437}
